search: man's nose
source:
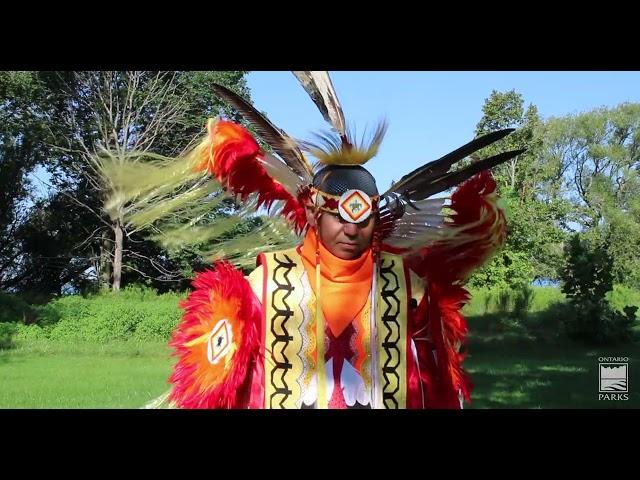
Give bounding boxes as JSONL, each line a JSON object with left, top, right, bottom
{"left": 343, "top": 222, "right": 358, "bottom": 236}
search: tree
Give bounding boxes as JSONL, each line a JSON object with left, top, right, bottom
{"left": 45, "top": 71, "right": 251, "bottom": 291}
{"left": 0, "top": 72, "right": 54, "bottom": 292}
{"left": 474, "top": 90, "right": 544, "bottom": 195}
{"left": 544, "top": 103, "right": 640, "bottom": 288}
{"left": 469, "top": 90, "right": 566, "bottom": 287}
{"left": 561, "top": 234, "right": 636, "bottom": 344}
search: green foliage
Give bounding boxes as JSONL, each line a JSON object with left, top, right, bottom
{"left": 0, "top": 292, "right": 36, "bottom": 323}
{"left": 468, "top": 249, "right": 535, "bottom": 290}
{"left": 1, "top": 71, "right": 253, "bottom": 295}
{"left": 480, "top": 284, "right": 536, "bottom": 332}
{"left": 474, "top": 90, "right": 545, "bottom": 195}
{"left": 0, "top": 322, "right": 16, "bottom": 349}
{"left": 469, "top": 89, "right": 567, "bottom": 287}
{"left": 545, "top": 103, "right": 640, "bottom": 288}
{"left": 561, "top": 234, "right": 636, "bottom": 344}
{"left": 563, "top": 301, "right": 637, "bottom": 345}
{"left": 13, "top": 323, "right": 48, "bottom": 342}
{"left": 465, "top": 286, "right": 565, "bottom": 317}
{"left": 599, "top": 200, "right": 640, "bottom": 289}
{"left": 482, "top": 291, "right": 493, "bottom": 315}
{"left": 608, "top": 285, "right": 640, "bottom": 317}
{"left": 513, "top": 284, "right": 535, "bottom": 320}
{"left": 496, "top": 289, "right": 511, "bottom": 316}
{"left": 562, "top": 235, "right": 613, "bottom": 301}
{"left": 0, "top": 72, "right": 54, "bottom": 292}
{"left": 29, "top": 285, "right": 184, "bottom": 343}
{"left": 471, "top": 95, "right": 640, "bottom": 293}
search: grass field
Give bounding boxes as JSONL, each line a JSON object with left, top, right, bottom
{"left": 463, "top": 302, "right": 639, "bottom": 408}
{"left": 465, "top": 339, "right": 639, "bottom": 408}
{"left": 0, "top": 286, "right": 637, "bottom": 409}
{"left": 0, "top": 341, "right": 173, "bottom": 408}
{"left": 1, "top": 336, "right": 637, "bottom": 408}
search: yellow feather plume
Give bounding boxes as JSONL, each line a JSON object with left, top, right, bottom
{"left": 300, "top": 119, "right": 388, "bottom": 166}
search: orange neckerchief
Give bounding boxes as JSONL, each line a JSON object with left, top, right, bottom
{"left": 299, "top": 229, "right": 373, "bottom": 338}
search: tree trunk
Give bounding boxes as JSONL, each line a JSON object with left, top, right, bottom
{"left": 509, "top": 158, "right": 517, "bottom": 190}
{"left": 112, "top": 219, "right": 123, "bottom": 291}
{"left": 99, "top": 237, "right": 112, "bottom": 291}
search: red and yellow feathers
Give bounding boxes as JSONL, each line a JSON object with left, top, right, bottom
{"left": 193, "top": 119, "right": 308, "bottom": 233}
{"left": 169, "top": 262, "right": 262, "bottom": 408}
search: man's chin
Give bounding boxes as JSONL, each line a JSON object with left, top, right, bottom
{"left": 334, "top": 243, "right": 363, "bottom": 260}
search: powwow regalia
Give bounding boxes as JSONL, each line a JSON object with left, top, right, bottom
{"left": 137, "top": 72, "right": 524, "bottom": 409}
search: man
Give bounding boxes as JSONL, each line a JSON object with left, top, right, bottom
{"left": 159, "top": 72, "right": 522, "bottom": 409}
{"left": 243, "top": 164, "right": 418, "bottom": 409}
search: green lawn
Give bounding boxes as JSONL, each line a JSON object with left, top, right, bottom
{"left": 462, "top": 306, "right": 639, "bottom": 408}
{"left": 1, "top": 337, "right": 637, "bottom": 408}
{"left": 1, "top": 310, "right": 638, "bottom": 408}
{"left": 465, "top": 341, "right": 639, "bottom": 408}
{"left": 0, "top": 341, "right": 173, "bottom": 408}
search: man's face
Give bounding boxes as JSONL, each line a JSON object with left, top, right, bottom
{"left": 317, "top": 212, "right": 375, "bottom": 260}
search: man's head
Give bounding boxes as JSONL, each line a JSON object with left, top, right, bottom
{"left": 306, "top": 165, "right": 379, "bottom": 260}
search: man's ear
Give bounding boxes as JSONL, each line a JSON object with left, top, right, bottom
{"left": 305, "top": 206, "right": 317, "bottom": 228}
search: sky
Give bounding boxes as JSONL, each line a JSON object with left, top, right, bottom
{"left": 246, "top": 71, "right": 640, "bottom": 193}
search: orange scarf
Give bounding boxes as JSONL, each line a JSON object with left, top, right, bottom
{"left": 299, "top": 229, "right": 373, "bottom": 338}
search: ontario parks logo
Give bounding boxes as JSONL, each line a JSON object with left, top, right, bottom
{"left": 598, "top": 357, "right": 629, "bottom": 401}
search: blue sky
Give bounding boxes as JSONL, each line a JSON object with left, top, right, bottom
{"left": 247, "top": 71, "right": 640, "bottom": 192}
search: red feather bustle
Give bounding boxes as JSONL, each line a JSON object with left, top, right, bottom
{"left": 408, "top": 170, "right": 506, "bottom": 283}
{"left": 405, "top": 171, "right": 506, "bottom": 408}
{"left": 169, "top": 261, "right": 262, "bottom": 408}
{"left": 194, "top": 119, "right": 308, "bottom": 234}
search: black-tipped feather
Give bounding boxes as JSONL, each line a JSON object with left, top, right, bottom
{"left": 404, "top": 149, "right": 525, "bottom": 202}
{"left": 211, "top": 83, "right": 312, "bottom": 181}
{"left": 385, "top": 128, "right": 516, "bottom": 198}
